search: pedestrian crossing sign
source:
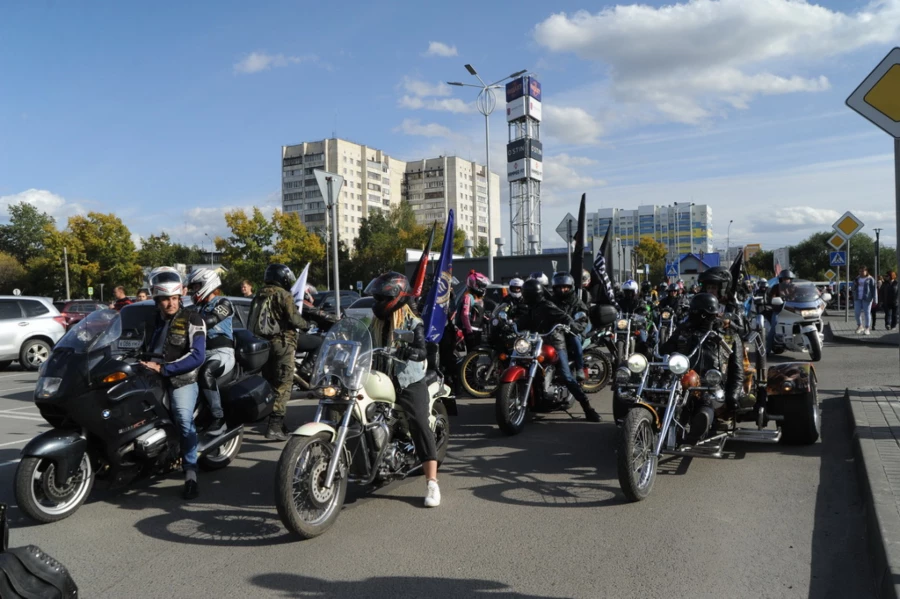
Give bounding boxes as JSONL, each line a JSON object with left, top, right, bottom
{"left": 830, "top": 251, "right": 847, "bottom": 266}
{"left": 826, "top": 233, "right": 846, "bottom": 250}
{"left": 665, "top": 263, "right": 678, "bottom": 277}
{"left": 825, "top": 269, "right": 836, "bottom": 281}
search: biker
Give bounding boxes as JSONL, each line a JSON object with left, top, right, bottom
{"left": 365, "top": 271, "right": 441, "bottom": 507}
{"left": 579, "top": 269, "right": 594, "bottom": 306}
{"left": 302, "top": 285, "right": 339, "bottom": 330}
{"left": 552, "top": 272, "right": 590, "bottom": 382}
{"left": 661, "top": 283, "right": 687, "bottom": 313}
{"left": 641, "top": 281, "right": 653, "bottom": 304}
{"left": 765, "top": 269, "right": 796, "bottom": 355}
{"left": 139, "top": 267, "right": 207, "bottom": 500}
{"left": 619, "top": 280, "right": 647, "bottom": 315}
{"left": 456, "top": 270, "right": 489, "bottom": 351}
{"left": 660, "top": 293, "right": 743, "bottom": 444}
{"left": 493, "top": 277, "right": 524, "bottom": 318}
{"left": 516, "top": 279, "right": 601, "bottom": 422}
{"left": 249, "top": 264, "right": 307, "bottom": 441}
{"left": 187, "top": 268, "right": 234, "bottom": 437}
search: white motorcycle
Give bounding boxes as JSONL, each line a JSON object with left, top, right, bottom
{"left": 765, "top": 282, "right": 831, "bottom": 362}
{"left": 274, "top": 317, "right": 452, "bottom": 539}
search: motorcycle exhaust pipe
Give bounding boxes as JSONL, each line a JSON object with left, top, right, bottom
{"left": 198, "top": 425, "right": 242, "bottom": 454}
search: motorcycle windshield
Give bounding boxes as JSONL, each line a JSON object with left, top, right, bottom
{"left": 54, "top": 309, "right": 122, "bottom": 353}
{"left": 311, "top": 317, "right": 372, "bottom": 391}
{"left": 783, "top": 282, "right": 824, "bottom": 308}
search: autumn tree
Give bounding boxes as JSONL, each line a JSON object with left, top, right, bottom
{"left": 0, "top": 251, "right": 26, "bottom": 292}
{"left": 633, "top": 235, "right": 668, "bottom": 282}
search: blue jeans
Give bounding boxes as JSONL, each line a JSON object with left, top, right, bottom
{"left": 556, "top": 345, "right": 587, "bottom": 404}
{"left": 170, "top": 382, "right": 199, "bottom": 471}
{"left": 566, "top": 333, "right": 584, "bottom": 371}
{"left": 855, "top": 299, "right": 873, "bottom": 328}
{"left": 766, "top": 312, "right": 778, "bottom": 354}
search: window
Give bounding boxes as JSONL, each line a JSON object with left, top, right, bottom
{"left": 20, "top": 300, "right": 49, "bottom": 317}
{"left": 306, "top": 152, "right": 324, "bottom": 162}
{"left": 0, "top": 300, "right": 20, "bottom": 320}
{"left": 284, "top": 192, "right": 303, "bottom": 201}
{"left": 367, "top": 182, "right": 381, "bottom": 192}
{"left": 283, "top": 156, "right": 302, "bottom": 167}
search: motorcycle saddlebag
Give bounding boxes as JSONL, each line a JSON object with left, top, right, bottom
{"left": 233, "top": 329, "right": 270, "bottom": 372}
{"left": 0, "top": 504, "right": 79, "bottom": 598}
{"left": 591, "top": 304, "right": 618, "bottom": 328}
{"left": 222, "top": 375, "right": 274, "bottom": 425}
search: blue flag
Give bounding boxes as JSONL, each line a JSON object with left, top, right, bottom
{"left": 422, "top": 210, "right": 455, "bottom": 343}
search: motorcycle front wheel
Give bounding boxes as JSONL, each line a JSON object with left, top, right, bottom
{"left": 616, "top": 409, "right": 658, "bottom": 502}
{"left": 15, "top": 453, "right": 95, "bottom": 523}
{"left": 496, "top": 380, "right": 528, "bottom": 435}
{"left": 274, "top": 432, "right": 347, "bottom": 539}
{"left": 459, "top": 349, "right": 499, "bottom": 398}
{"left": 581, "top": 348, "right": 611, "bottom": 394}
{"left": 805, "top": 331, "right": 823, "bottom": 362}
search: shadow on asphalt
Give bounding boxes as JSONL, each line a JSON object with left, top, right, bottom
{"left": 1, "top": 390, "right": 39, "bottom": 403}
{"left": 249, "top": 572, "right": 572, "bottom": 598}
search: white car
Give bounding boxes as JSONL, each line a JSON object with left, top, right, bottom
{"left": 343, "top": 296, "right": 375, "bottom": 326}
{"left": 0, "top": 296, "right": 67, "bottom": 370}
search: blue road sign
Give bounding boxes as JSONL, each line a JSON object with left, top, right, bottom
{"left": 830, "top": 251, "right": 847, "bottom": 266}
{"left": 665, "top": 263, "right": 678, "bottom": 277}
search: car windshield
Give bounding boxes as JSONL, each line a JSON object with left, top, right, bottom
{"left": 311, "top": 317, "right": 372, "bottom": 391}
{"left": 55, "top": 309, "right": 122, "bottom": 353}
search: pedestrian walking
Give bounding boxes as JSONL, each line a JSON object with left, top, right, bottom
{"left": 853, "top": 265, "right": 876, "bottom": 335}
{"left": 884, "top": 271, "right": 899, "bottom": 330}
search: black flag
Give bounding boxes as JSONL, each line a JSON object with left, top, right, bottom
{"left": 729, "top": 246, "right": 745, "bottom": 304}
{"left": 570, "top": 193, "right": 587, "bottom": 280}
{"left": 591, "top": 222, "right": 619, "bottom": 308}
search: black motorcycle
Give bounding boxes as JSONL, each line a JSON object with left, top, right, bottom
{"left": 15, "top": 306, "right": 275, "bottom": 523}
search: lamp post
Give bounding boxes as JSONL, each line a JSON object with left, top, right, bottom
{"left": 448, "top": 65, "right": 527, "bottom": 282}
{"left": 726, "top": 219, "right": 733, "bottom": 262}
{"left": 874, "top": 227, "right": 883, "bottom": 281}
{"left": 204, "top": 233, "right": 214, "bottom": 266}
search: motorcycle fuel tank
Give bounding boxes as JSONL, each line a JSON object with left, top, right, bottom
{"left": 364, "top": 371, "right": 396, "bottom": 403}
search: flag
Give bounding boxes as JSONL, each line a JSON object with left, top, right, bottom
{"left": 410, "top": 222, "right": 436, "bottom": 298}
{"left": 729, "top": 247, "right": 745, "bottom": 304}
{"left": 290, "top": 262, "right": 311, "bottom": 314}
{"left": 591, "top": 222, "right": 619, "bottom": 308}
{"left": 570, "top": 193, "right": 586, "bottom": 280}
{"left": 422, "top": 210, "right": 455, "bottom": 343}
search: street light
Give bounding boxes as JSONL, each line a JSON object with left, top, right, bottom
{"left": 448, "top": 65, "right": 527, "bottom": 282}
{"left": 875, "top": 227, "right": 883, "bottom": 280}
{"left": 204, "top": 233, "right": 215, "bottom": 266}
{"left": 674, "top": 202, "right": 696, "bottom": 254}
{"left": 726, "top": 219, "right": 733, "bottom": 261}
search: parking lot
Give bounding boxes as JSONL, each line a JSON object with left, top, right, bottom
{"left": 0, "top": 366, "right": 46, "bottom": 470}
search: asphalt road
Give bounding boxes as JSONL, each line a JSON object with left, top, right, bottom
{"left": 0, "top": 339, "right": 886, "bottom": 599}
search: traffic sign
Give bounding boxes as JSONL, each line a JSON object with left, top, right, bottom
{"left": 826, "top": 233, "right": 846, "bottom": 250}
{"left": 825, "top": 269, "right": 836, "bottom": 281}
{"left": 665, "top": 263, "right": 678, "bottom": 277}
{"left": 832, "top": 211, "right": 864, "bottom": 239}
{"left": 555, "top": 213, "right": 577, "bottom": 243}
{"left": 846, "top": 48, "right": 900, "bottom": 138}
{"left": 88, "top": 286, "right": 94, "bottom": 296}
{"left": 830, "top": 251, "right": 847, "bottom": 267}
{"left": 356, "top": 281, "right": 363, "bottom": 291}
{"left": 12, "top": 289, "right": 20, "bottom": 296}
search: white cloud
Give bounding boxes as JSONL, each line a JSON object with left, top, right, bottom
{"left": 541, "top": 154, "right": 607, "bottom": 205}
{"left": 395, "top": 119, "right": 454, "bottom": 138}
{"left": 534, "top": 0, "right": 900, "bottom": 123}
{"left": 424, "top": 41, "right": 458, "bottom": 57}
{"left": 0, "top": 189, "right": 85, "bottom": 223}
{"left": 401, "top": 77, "right": 452, "bottom": 98}
{"left": 398, "top": 76, "right": 474, "bottom": 113}
{"left": 233, "top": 52, "right": 319, "bottom": 75}
{"left": 543, "top": 105, "right": 604, "bottom": 145}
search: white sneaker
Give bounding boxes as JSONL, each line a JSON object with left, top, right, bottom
{"left": 856, "top": 326, "right": 864, "bottom": 334}
{"left": 424, "top": 479, "right": 441, "bottom": 508}
{"left": 865, "top": 328, "right": 871, "bottom": 335}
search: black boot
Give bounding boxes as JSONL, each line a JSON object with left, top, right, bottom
{"left": 580, "top": 400, "right": 602, "bottom": 422}
{"left": 265, "top": 415, "right": 288, "bottom": 441}
{"left": 207, "top": 417, "right": 226, "bottom": 437}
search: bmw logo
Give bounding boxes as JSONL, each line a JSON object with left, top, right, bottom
{"left": 101, "top": 410, "right": 111, "bottom": 419}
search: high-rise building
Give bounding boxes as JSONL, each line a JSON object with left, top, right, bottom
{"left": 587, "top": 204, "right": 713, "bottom": 265}
{"left": 402, "top": 156, "right": 500, "bottom": 249}
{"left": 281, "top": 138, "right": 407, "bottom": 242}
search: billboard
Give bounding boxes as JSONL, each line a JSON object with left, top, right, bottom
{"left": 507, "top": 158, "right": 542, "bottom": 182}
{"left": 506, "top": 139, "right": 543, "bottom": 163}
{"left": 506, "top": 76, "right": 542, "bottom": 102}
{"left": 528, "top": 158, "right": 543, "bottom": 181}
{"left": 506, "top": 96, "right": 542, "bottom": 122}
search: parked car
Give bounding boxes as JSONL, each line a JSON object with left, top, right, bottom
{"left": 343, "top": 296, "right": 375, "bottom": 325}
{"left": 0, "top": 296, "right": 67, "bottom": 370}
{"left": 313, "top": 291, "right": 360, "bottom": 317}
{"left": 53, "top": 300, "right": 107, "bottom": 328}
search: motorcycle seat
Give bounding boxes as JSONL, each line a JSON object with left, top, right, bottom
{"left": 217, "top": 365, "right": 240, "bottom": 388}
{"left": 296, "top": 334, "right": 323, "bottom": 353}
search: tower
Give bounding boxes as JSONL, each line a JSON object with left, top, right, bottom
{"left": 506, "top": 76, "right": 543, "bottom": 255}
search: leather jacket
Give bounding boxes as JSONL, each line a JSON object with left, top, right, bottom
{"left": 146, "top": 308, "right": 207, "bottom": 388}
{"left": 660, "top": 322, "right": 744, "bottom": 407}
{"left": 514, "top": 298, "right": 574, "bottom": 347}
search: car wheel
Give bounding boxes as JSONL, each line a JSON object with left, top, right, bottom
{"left": 20, "top": 339, "right": 52, "bottom": 371}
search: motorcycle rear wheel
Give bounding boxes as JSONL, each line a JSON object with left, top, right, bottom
{"left": 496, "top": 381, "right": 527, "bottom": 435}
{"left": 274, "top": 432, "right": 347, "bottom": 539}
{"left": 616, "top": 409, "right": 658, "bottom": 502}
{"left": 581, "top": 348, "right": 611, "bottom": 394}
{"left": 459, "top": 349, "right": 499, "bottom": 398}
{"left": 198, "top": 429, "right": 244, "bottom": 471}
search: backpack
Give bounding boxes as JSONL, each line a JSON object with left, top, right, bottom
{"left": 251, "top": 293, "right": 281, "bottom": 338}
{"left": 0, "top": 503, "right": 79, "bottom": 598}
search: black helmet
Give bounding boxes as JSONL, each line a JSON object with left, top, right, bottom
{"left": 264, "top": 263, "right": 296, "bottom": 291}
{"left": 523, "top": 279, "right": 544, "bottom": 306}
{"left": 698, "top": 266, "right": 732, "bottom": 298}
{"left": 551, "top": 272, "right": 575, "bottom": 301}
{"left": 641, "top": 281, "right": 652, "bottom": 293}
{"left": 778, "top": 269, "right": 796, "bottom": 281}
{"left": 689, "top": 292, "right": 720, "bottom": 331}
{"left": 365, "top": 271, "right": 410, "bottom": 319}
{"left": 667, "top": 283, "right": 679, "bottom": 292}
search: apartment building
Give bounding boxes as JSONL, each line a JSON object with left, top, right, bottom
{"left": 587, "top": 204, "right": 714, "bottom": 260}
{"left": 402, "top": 156, "right": 501, "bottom": 249}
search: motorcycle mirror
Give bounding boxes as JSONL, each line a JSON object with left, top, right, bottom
{"left": 394, "top": 329, "right": 415, "bottom": 344}
{"left": 771, "top": 297, "right": 784, "bottom": 307}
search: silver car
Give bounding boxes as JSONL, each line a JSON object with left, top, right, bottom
{"left": 0, "top": 296, "right": 67, "bottom": 370}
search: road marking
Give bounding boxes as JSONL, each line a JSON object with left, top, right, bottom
{"left": 0, "top": 385, "right": 37, "bottom": 394}
{"left": 0, "top": 413, "right": 44, "bottom": 421}
{"left": 0, "top": 438, "right": 29, "bottom": 448}
{"left": 0, "top": 405, "right": 38, "bottom": 412}
{"left": 0, "top": 459, "right": 20, "bottom": 469}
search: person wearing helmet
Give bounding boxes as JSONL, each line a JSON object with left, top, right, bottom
{"left": 659, "top": 293, "right": 743, "bottom": 444}
{"left": 187, "top": 268, "right": 235, "bottom": 437}
{"left": 493, "top": 277, "right": 525, "bottom": 319}
{"left": 516, "top": 279, "right": 601, "bottom": 422}
{"left": 697, "top": 266, "right": 733, "bottom": 307}
{"left": 764, "top": 269, "right": 796, "bottom": 354}
{"left": 579, "top": 269, "right": 594, "bottom": 306}
{"left": 660, "top": 282, "right": 688, "bottom": 315}
{"left": 552, "top": 272, "right": 591, "bottom": 383}
{"left": 249, "top": 263, "right": 307, "bottom": 441}
{"left": 301, "top": 284, "right": 339, "bottom": 330}
{"left": 618, "top": 280, "right": 647, "bottom": 316}
{"left": 139, "top": 267, "right": 207, "bottom": 499}
{"left": 365, "top": 271, "right": 442, "bottom": 507}
{"left": 456, "top": 270, "right": 489, "bottom": 351}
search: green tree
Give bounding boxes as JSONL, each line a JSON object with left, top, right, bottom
{"left": 25, "top": 225, "right": 87, "bottom": 298}
{"left": 67, "top": 212, "right": 143, "bottom": 294}
{"left": 215, "top": 207, "right": 275, "bottom": 287}
{"left": 633, "top": 235, "right": 668, "bottom": 281}
{"left": 137, "top": 232, "right": 178, "bottom": 267}
{"left": 271, "top": 210, "right": 326, "bottom": 280}
{"left": 0, "top": 202, "right": 55, "bottom": 265}
{"left": 473, "top": 238, "right": 490, "bottom": 258}
{"left": 0, "top": 251, "right": 26, "bottom": 292}
{"left": 747, "top": 250, "right": 774, "bottom": 278}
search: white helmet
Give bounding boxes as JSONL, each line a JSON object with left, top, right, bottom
{"left": 508, "top": 278, "right": 524, "bottom": 298}
{"left": 149, "top": 266, "right": 184, "bottom": 299}
{"left": 581, "top": 269, "right": 591, "bottom": 288}
{"left": 187, "top": 268, "right": 221, "bottom": 303}
{"left": 528, "top": 271, "right": 549, "bottom": 286}
{"left": 622, "top": 279, "right": 639, "bottom": 293}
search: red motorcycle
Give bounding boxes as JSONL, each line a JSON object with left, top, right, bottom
{"left": 495, "top": 321, "right": 582, "bottom": 435}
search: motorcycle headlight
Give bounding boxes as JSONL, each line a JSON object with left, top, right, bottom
{"left": 616, "top": 319, "right": 628, "bottom": 330}
{"left": 514, "top": 338, "right": 532, "bottom": 354}
{"left": 661, "top": 311, "right": 671, "bottom": 320}
{"left": 704, "top": 369, "right": 723, "bottom": 386}
{"left": 614, "top": 367, "right": 631, "bottom": 385}
{"left": 322, "top": 386, "right": 338, "bottom": 398}
{"left": 35, "top": 376, "right": 62, "bottom": 399}
{"left": 626, "top": 353, "right": 648, "bottom": 374}
{"left": 800, "top": 309, "right": 819, "bottom": 319}
{"left": 667, "top": 353, "right": 690, "bottom": 375}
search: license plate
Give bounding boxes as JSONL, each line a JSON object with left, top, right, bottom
{"left": 118, "top": 340, "right": 142, "bottom": 349}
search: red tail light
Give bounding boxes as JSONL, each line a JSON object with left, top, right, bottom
{"left": 53, "top": 316, "right": 67, "bottom": 329}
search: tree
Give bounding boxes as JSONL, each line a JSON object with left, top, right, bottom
{"left": 67, "top": 212, "right": 143, "bottom": 293}
{"left": 0, "top": 202, "right": 55, "bottom": 265}
{"left": 747, "top": 250, "right": 774, "bottom": 278}
{"left": 473, "top": 238, "right": 490, "bottom": 258}
{"left": 136, "top": 232, "right": 206, "bottom": 269}
{"left": 215, "top": 207, "right": 275, "bottom": 287}
{"left": 25, "top": 224, "right": 86, "bottom": 298}
{"left": 633, "top": 235, "right": 668, "bottom": 282}
{"left": 0, "top": 251, "right": 26, "bottom": 292}
{"left": 271, "top": 210, "right": 326, "bottom": 281}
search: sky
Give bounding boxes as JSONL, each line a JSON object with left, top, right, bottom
{"left": 2, "top": 0, "right": 900, "bottom": 254}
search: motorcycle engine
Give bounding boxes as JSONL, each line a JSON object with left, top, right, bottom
{"left": 134, "top": 428, "right": 167, "bottom": 459}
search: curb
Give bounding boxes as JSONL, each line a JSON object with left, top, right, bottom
{"left": 826, "top": 323, "right": 899, "bottom": 347}
{"left": 847, "top": 388, "right": 900, "bottom": 599}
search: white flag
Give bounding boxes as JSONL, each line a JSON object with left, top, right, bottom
{"left": 291, "top": 262, "right": 311, "bottom": 314}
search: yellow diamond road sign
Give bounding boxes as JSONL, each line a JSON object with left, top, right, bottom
{"left": 847, "top": 47, "right": 900, "bottom": 137}
{"left": 832, "top": 211, "right": 864, "bottom": 239}
{"left": 826, "top": 233, "right": 846, "bottom": 250}
{"left": 825, "top": 269, "right": 836, "bottom": 281}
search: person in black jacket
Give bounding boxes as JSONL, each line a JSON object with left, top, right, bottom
{"left": 884, "top": 271, "right": 899, "bottom": 330}
{"left": 516, "top": 279, "right": 600, "bottom": 422}
{"left": 552, "top": 272, "right": 589, "bottom": 381}
{"left": 659, "top": 293, "right": 743, "bottom": 444}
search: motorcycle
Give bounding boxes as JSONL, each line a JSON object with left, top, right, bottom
{"left": 766, "top": 283, "right": 831, "bottom": 362}
{"left": 274, "top": 317, "right": 452, "bottom": 539}
{"left": 16, "top": 306, "right": 274, "bottom": 523}
{"left": 494, "top": 313, "right": 590, "bottom": 436}
{"left": 613, "top": 311, "right": 653, "bottom": 364}
{"left": 656, "top": 306, "right": 678, "bottom": 345}
{"left": 614, "top": 329, "right": 820, "bottom": 502}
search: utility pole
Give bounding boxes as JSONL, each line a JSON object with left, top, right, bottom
{"left": 99, "top": 283, "right": 105, "bottom": 303}
{"left": 874, "top": 227, "right": 883, "bottom": 281}
{"left": 63, "top": 246, "right": 71, "bottom": 300}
